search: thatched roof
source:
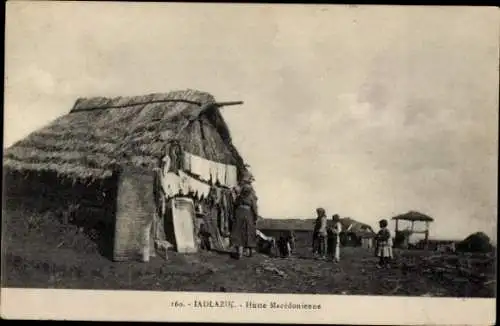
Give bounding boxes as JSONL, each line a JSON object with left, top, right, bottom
{"left": 3, "top": 89, "right": 247, "bottom": 181}
{"left": 392, "top": 211, "right": 434, "bottom": 222}
{"left": 340, "top": 217, "right": 375, "bottom": 235}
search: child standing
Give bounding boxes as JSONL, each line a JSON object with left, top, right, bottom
{"left": 330, "top": 214, "right": 342, "bottom": 263}
{"left": 375, "top": 219, "right": 392, "bottom": 268}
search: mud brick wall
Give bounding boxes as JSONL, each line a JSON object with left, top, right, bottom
{"left": 113, "top": 166, "right": 156, "bottom": 262}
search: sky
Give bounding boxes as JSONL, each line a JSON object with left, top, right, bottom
{"left": 4, "top": 3, "right": 499, "bottom": 242}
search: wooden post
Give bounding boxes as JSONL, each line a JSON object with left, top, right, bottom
{"left": 425, "top": 221, "right": 430, "bottom": 250}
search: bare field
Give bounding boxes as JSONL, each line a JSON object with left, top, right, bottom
{"left": 1, "top": 206, "right": 496, "bottom": 297}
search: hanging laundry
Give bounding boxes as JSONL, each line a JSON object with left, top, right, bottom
{"left": 224, "top": 164, "right": 238, "bottom": 188}
{"left": 214, "top": 187, "right": 223, "bottom": 205}
{"left": 226, "top": 189, "right": 235, "bottom": 235}
{"left": 197, "top": 179, "right": 211, "bottom": 199}
{"left": 215, "top": 162, "right": 227, "bottom": 186}
{"left": 209, "top": 161, "right": 218, "bottom": 185}
{"left": 178, "top": 170, "right": 212, "bottom": 200}
{"left": 161, "top": 172, "right": 180, "bottom": 198}
{"left": 190, "top": 176, "right": 211, "bottom": 200}
{"left": 182, "top": 151, "right": 192, "bottom": 172}
{"left": 205, "top": 187, "right": 219, "bottom": 206}
{"left": 219, "top": 190, "right": 229, "bottom": 236}
{"left": 189, "top": 153, "right": 211, "bottom": 182}
{"left": 178, "top": 170, "right": 191, "bottom": 196}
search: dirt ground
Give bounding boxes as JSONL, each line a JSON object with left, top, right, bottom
{"left": 1, "top": 206, "right": 496, "bottom": 297}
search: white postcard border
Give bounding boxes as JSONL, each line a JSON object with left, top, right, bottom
{"left": 1, "top": 288, "right": 496, "bottom": 324}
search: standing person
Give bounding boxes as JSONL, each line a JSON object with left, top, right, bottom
{"left": 312, "top": 220, "right": 320, "bottom": 257}
{"left": 375, "top": 219, "right": 392, "bottom": 268}
{"left": 198, "top": 220, "right": 212, "bottom": 251}
{"left": 315, "top": 208, "right": 328, "bottom": 260}
{"left": 330, "top": 214, "right": 342, "bottom": 263}
{"left": 230, "top": 183, "right": 258, "bottom": 259}
{"left": 277, "top": 230, "right": 296, "bottom": 258}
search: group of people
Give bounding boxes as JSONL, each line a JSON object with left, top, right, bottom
{"left": 218, "top": 173, "right": 394, "bottom": 267}
{"left": 312, "top": 207, "right": 394, "bottom": 268}
{"left": 312, "top": 208, "right": 342, "bottom": 262}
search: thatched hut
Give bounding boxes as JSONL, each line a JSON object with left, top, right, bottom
{"left": 3, "top": 89, "right": 251, "bottom": 261}
{"left": 339, "top": 217, "right": 375, "bottom": 247}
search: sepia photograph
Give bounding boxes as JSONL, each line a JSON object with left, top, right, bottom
{"left": 2, "top": 2, "right": 498, "bottom": 324}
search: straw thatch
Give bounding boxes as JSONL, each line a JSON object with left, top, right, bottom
{"left": 3, "top": 89, "right": 247, "bottom": 181}
{"left": 392, "top": 211, "right": 434, "bottom": 222}
{"left": 340, "top": 217, "right": 375, "bottom": 238}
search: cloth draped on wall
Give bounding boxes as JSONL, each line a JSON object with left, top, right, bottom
{"left": 178, "top": 170, "right": 190, "bottom": 196}
{"left": 178, "top": 170, "right": 211, "bottom": 200}
{"left": 215, "top": 162, "right": 226, "bottom": 185}
{"left": 182, "top": 150, "right": 238, "bottom": 188}
{"left": 188, "top": 152, "right": 211, "bottom": 182}
{"left": 190, "top": 176, "right": 211, "bottom": 200}
{"left": 225, "top": 165, "right": 238, "bottom": 188}
{"left": 219, "top": 190, "right": 234, "bottom": 237}
{"left": 156, "top": 147, "right": 243, "bottom": 252}
{"left": 161, "top": 172, "right": 180, "bottom": 198}
{"left": 209, "top": 162, "right": 218, "bottom": 185}
{"left": 182, "top": 151, "right": 192, "bottom": 172}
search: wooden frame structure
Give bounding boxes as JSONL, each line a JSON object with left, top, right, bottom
{"left": 392, "top": 211, "right": 434, "bottom": 249}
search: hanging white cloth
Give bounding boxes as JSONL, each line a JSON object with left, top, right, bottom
{"left": 182, "top": 152, "right": 191, "bottom": 172}
{"left": 178, "top": 170, "right": 211, "bottom": 199}
{"left": 190, "top": 153, "right": 211, "bottom": 182}
{"left": 215, "top": 162, "right": 226, "bottom": 185}
{"left": 225, "top": 164, "right": 238, "bottom": 188}
{"left": 161, "top": 172, "right": 180, "bottom": 198}
{"left": 178, "top": 170, "right": 191, "bottom": 195}
{"left": 209, "top": 161, "right": 218, "bottom": 184}
{"left": 191, "top": 177, "right": 211, "bottom": 199}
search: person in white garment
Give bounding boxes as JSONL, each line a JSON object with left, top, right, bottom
{"left": 330, "top": 214, "right": 342, "bottom": 263}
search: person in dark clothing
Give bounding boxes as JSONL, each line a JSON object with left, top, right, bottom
{"left": 375, "top": 219, "right": 392, "bottom": 268}
{"left": 312, "top": 230, "right": 319, "bottom": 257}
{"left": 327, "top": 226, "right": 334, "bottom": 257}
{"left": 314, "top": 208, "right": 328, "bottom": 259}
{"left": 277, "top": 230, "right": 296, "bottom": 258}
{"left": 230, "top": 183, "right": 258, "bottom": 259}
{"left": 198, "top": 221, "right": 212, "bottom": 251}
{"left": 313, "top": 208, "right": 324, "bottom": 257}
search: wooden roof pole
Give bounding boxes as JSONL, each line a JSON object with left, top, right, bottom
{"left": 215, "top": 101, "right": 244, "bottom": 107}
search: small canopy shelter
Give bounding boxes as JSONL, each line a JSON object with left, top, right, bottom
{"left": 392, "top": 211, "right": 434, "bottom": 249}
